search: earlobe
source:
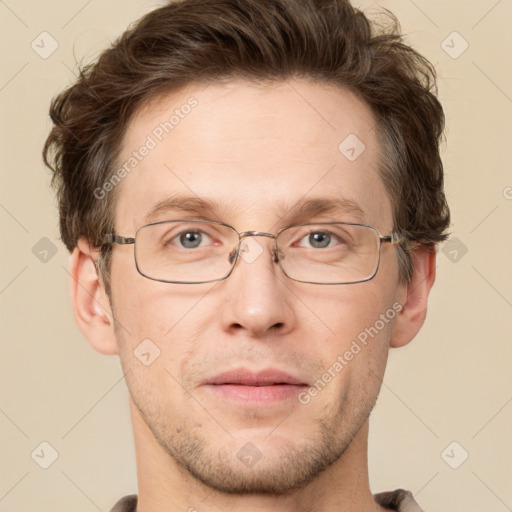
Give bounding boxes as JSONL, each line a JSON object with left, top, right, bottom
{"left": 390, "top": 245, "right": 437, "bottom": 348}
{"left": 69, "top": 238, "right": 118, "bottom": 355}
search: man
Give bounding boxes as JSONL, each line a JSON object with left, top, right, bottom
{"left": 43, "top": 0, "right": 450, "bottom": 510}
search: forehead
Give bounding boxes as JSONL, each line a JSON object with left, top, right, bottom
{"left": 114, "top": 79, "right": 392, "bottom": 232}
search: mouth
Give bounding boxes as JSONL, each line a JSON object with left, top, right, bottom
{"left": 201, "top": 368, "right": 308, "bottom": 404}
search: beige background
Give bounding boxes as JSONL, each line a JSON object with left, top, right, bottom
{"left": 1, "top": 0, "right": 511, "bottom": 510}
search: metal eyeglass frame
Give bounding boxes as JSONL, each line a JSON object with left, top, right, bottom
{"left": 104, "top": 219, "right": 404, "bottom": 285}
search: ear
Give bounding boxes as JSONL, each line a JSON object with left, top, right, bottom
{"left": 390, "top": 244, "right": 437, "bottom": 348}
{"left": 69, "top": 238, "right": 118, "bottom": 355}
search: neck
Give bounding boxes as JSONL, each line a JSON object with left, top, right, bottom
{"left": 130, "top": 399, "right": 385, "bottom": 512}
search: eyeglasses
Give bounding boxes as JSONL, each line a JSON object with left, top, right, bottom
{"left": 105, "top": 219, "right": 403, "bottom": 285}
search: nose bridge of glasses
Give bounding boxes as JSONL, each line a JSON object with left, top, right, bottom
{"left": 230, "top": 231, "right": 281, "bottom": 264}
{"left": 239, "top": 230, "right": 276, "bottom": 240}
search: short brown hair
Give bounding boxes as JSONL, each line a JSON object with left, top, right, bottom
{"left": 43, "top": 0, "right": 450, "bottom": 290}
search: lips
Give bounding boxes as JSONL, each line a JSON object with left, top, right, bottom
{"left": 202, "top": 368, "right": 307, "bottom": 386}
{"left": 201, "top": 368, "right": 308, "bottom": 404}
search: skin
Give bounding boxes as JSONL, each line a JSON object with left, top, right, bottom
{"left": 70, "top": 79, "right": 436, "bottom": 512}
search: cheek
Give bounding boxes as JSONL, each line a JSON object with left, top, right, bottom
{"left": 307, "top": 283, "right": 397, "bottom": 392}
{"left": 312, "top": 280, "right": 396, "bottom": 341}
{"left": 110, "top": 253, "right": 197, "bottom": 338}
{"left": 110, "top": 255, "right": 219, "bottom": 385}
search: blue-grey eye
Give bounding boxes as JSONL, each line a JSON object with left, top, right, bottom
{"left": 308, "top": 232, "right": 331, "bottom": 248}
{"left": 179, "top": 231, "right": 203, "bottom": 248}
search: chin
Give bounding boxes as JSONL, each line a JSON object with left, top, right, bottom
{"left": 154, "top": 422, "right": 351, "bottom": 495}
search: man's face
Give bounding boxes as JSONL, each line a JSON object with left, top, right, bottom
{"left": 110, "top": 79, "right": 403, "bottom": 493}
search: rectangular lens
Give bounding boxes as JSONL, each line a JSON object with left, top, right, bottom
{"left": 278, "top": 223, "right": 379, "bottom": 283}
{"left": 135, "top": 221, "right": 236, "bottom": 282}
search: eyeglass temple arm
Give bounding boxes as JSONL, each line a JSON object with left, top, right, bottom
{"left": 104, "top": 234, "right": 135, "bottom": 245}
{"left": 381, "top": 233, "right": 405, "bottom": 245}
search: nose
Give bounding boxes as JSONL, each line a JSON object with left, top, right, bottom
{"left": 219, "top": 235, "right": 296, "bottom": 338}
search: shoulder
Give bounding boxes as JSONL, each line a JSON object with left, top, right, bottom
{"left": 109, "top": 494, "right": 138, "bottom": 512}
{"left": 373, "top": 488, "right": 425, "bottom": 512}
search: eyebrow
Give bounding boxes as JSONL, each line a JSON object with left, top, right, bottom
{"left": 141, "top": 194, "right": 366, "bottom": 225}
